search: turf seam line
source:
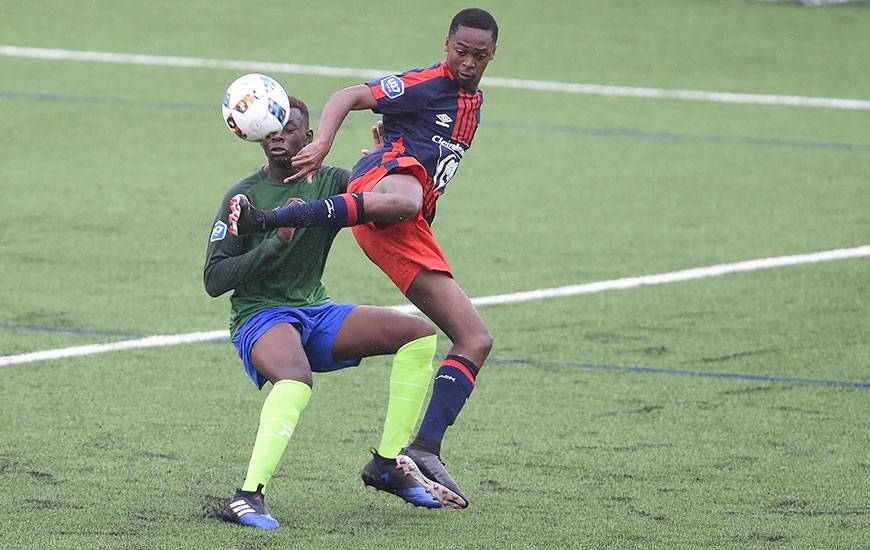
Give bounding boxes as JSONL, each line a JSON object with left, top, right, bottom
{"left": 485, "top": 358, "right": 870, "bottom": 389}
{"left": 0, "top": 245, "right": 867, "bottom": 367}
{"left": 2, "top": 45, "right": 869, "bottom": 110}
{"left": 3, "top": 90, "right": 868, "bottom": 152}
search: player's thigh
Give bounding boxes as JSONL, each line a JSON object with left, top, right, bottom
{"left": 405, "top": 270, "right": 491, "bottom": 349}
{"left": 363, "top": 173, "right": 424, "bottom": 221}
{"left": 371, "top": 172, "right": 423, "bottom": 198}
{"left": 250, "top": 323, "right": 313, "bottom": 386}
{"left": 332, "top": 305, "right": 435, "bottom": 361}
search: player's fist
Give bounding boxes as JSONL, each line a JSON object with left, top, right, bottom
{"left": 288, "top": 140, "right": 330, "bottom": 183}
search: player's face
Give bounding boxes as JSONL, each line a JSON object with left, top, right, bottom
{"left": 260, "top": 109, "right": 313, "bottom": 163}
{"left": 444, "top": 26, "right": 496, "bottom": 89}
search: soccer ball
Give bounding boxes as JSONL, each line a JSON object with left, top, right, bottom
{"left": 222, "top": 73, "right": 291, "bottom": 142}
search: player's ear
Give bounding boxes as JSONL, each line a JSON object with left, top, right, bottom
{"left": 490, "top": 44, "right": 496, "bottom": 60}
{"left": 444, "top": 37, "right": 449, "bottom": 54}
{"left": 305, "top": 128, "right": 314, "bottom": 145}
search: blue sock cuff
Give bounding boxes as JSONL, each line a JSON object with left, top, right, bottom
{"left": 435, "top": 365, "right": 475, "bottom": 396}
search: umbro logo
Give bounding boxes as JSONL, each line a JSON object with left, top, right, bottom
{"left": 435, "top": 113, "right": 453, "bottom": 128}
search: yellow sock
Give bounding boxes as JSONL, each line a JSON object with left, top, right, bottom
{"left": 241, "top": 379, "right": 311, "bottom": 493}
{"left": 377, "top": 335, "right": 437, "bottom": 458}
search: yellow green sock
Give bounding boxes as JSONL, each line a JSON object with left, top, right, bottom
{"left": 377, "top": 335, "right": 437, "bottom": 459}
{"left": 241, "top": 379, "right": 311, "bottom": 493}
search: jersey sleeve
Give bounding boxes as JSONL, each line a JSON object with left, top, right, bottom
{"left": 367, "top": 71, "right": 430, "bottom": 115}
{"left": 202, "top": 188, "right": 288, "bottom": 298}
{"left": 318, "top": 166, "right": 351, "bottom": 193}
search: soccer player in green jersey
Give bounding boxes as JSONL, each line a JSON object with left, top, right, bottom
{"left": 204, "top": 97, "right": 442, "bottom": 529}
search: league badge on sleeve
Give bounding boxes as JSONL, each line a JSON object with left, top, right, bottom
{"left": 380, "top": 75, "right": 405, "bottom": 99}
{"left": 210, "top": 220, "right": 228, "bottom": 242}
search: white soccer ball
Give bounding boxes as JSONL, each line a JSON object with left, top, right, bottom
{"left": 221, "top": 73, "right": 291, "bottom": 142}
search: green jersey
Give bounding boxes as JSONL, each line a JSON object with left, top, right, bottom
{"left": 203, "top": 166, "right": 350, "bottom": 336}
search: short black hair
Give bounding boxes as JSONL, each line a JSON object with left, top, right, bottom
{"left": 287, "top": 95, "right": 310, "bottom": 128}
{"left": 449, "top": 8, "right": 498, "bottom": 44}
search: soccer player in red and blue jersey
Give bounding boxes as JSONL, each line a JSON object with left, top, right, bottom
{"left": 230, "top": 8, "right": 498, "bottom": 509}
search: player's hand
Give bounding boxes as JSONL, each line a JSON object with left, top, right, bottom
{"left": 288, "top": 140, "right": 330, "bottom": 183}
{"left": 361, "top": 121, "right": 385, "bottom": 156}
{"left": 277, "top": 198, "right": 304, "bottom": 243}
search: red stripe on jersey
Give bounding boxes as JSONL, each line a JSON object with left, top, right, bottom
{"left": 453, "top": 89, "right": 481, "bottom": 147}
{"left": 401, "top": 63, "right": 450, "bottom": 88}
{"left": 451, "top": 90, "right": 470, "bottom": 143}
{"left": 370, "top": 83, "right": 386, "bottom": 100}
{"left": 443, "top": 358, "right": 476, "bottom": 387}
{"left": 382, "top": 136, "right": 406, "bottom": 164}
{"left": 462, "top": 90, "right": 475, "bottom": 143}
{"left": 370, "top": 63, "right": 450, "bottom": 99}
{"left": 464, "top": 92, "right": 481, "bottom": 145}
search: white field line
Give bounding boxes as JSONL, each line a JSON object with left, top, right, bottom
{"left": 2, "top": 45, "right": 870, "bottom": 110}
{"left": 2, "top": 245, "right": 868, "bottom": 367}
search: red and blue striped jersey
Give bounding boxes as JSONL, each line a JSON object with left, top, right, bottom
{"left": 350, "top": 62, "right": 483, "bottom": 222}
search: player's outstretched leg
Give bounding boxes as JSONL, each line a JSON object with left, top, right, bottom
{"left": 396, "top": 448, "right": 467, "bottom": 509}
{"left": 219, "top": 488, "right": 280, "bottom": 529}
{"left": 361, "top": 449, "right": 442, "bottom": 508}
{"left": 228, "top": 192, "right": 367, "bottom": 236}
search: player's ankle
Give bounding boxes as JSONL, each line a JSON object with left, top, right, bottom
{"left": 408, "top": 437, "right": 440, "bottom": 455}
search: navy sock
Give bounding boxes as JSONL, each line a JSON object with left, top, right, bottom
{"left": 412, "top": 355, "right": 479, "bottom": 455}
{"left": 272, "top": 193, "right": 365, "bottom": 229}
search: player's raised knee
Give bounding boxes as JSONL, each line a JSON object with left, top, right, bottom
{"left": 380, "top": 192, "right": 421, "bottom": 221}
{"left": 363, "top": 185, "right": 423, "bottom": 222}
{"left": 408, "top": 315, "right": 437, "bottom": 340}
{"left": 390, "top": 315, "right": 436, "bottom": 351}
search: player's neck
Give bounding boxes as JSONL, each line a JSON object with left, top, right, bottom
{"left": 263, "top": 162, "right": 297, "bottom": 184}
{"left": 444, "top": 61, "right": 481, "bottom": 91}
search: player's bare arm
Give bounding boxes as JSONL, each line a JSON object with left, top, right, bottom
{"left": 288, "top": 85, "right": 378, "bottom": 183}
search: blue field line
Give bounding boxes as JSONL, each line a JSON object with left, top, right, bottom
{"left": 0, "top": 90, "right": 212, "bottom": 110}
{"left": 2, "top": 321, "right": 866, "bottom": 387}
{"left": 2, "top": 89, "right": 868, "bottom": 153}
{"left": 482, "top": 121, "right": 870, "bottom": 152}
{"left": 484, "top": 357, "right": 870, "bottom": 389}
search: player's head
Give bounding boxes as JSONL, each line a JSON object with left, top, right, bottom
{"left": 445, "top": 8, "right": 497, "bottom": 89}
{"left": 260, "top": 95, "right": 313, "bottom": 164}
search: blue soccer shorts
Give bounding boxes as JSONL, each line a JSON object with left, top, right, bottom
{"left": 232, "top": 303, "right": 361, "bottom": 389}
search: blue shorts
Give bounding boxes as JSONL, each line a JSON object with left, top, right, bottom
{"left": 232, "top": 303, "right": 361, "bottom": 389}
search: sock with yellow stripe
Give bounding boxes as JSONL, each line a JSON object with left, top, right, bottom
{"left": 377, "top": 335, "right": 437, "bottom": 459}
{"left": 241, "top": 379, "right": 312, "bottom": 493}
